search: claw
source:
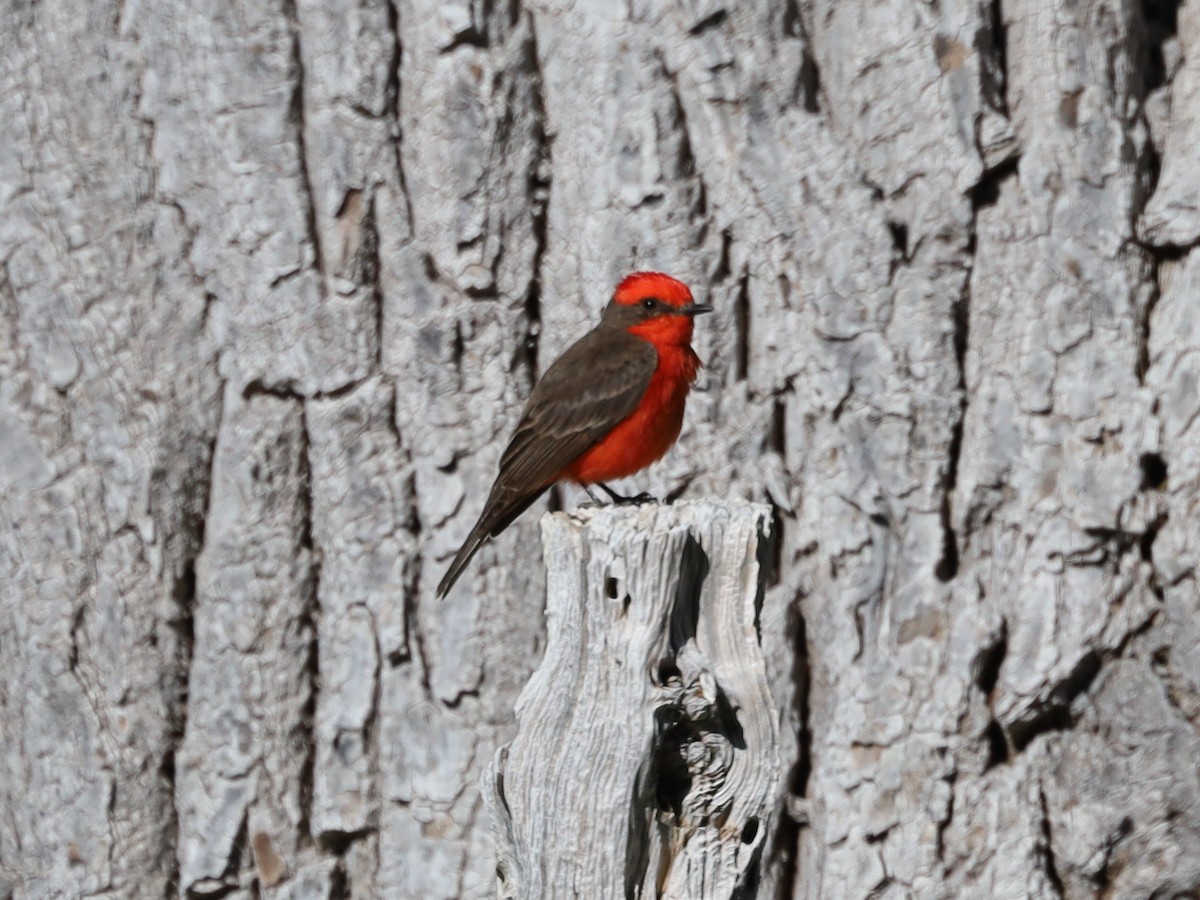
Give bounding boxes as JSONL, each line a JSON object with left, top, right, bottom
{"left": 596, "top": 482, "right": 659, "bottom": 505}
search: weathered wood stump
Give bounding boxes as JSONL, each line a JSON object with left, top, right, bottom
{"left": 483, "top": 499, "right": 780, "bottom": 899}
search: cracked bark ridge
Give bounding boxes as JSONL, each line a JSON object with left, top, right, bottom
{"left": 175, "top": 389, "right": 316, "bottom": 895}
{"left": 484, "top": 500, "right": 779, "bottom": 899}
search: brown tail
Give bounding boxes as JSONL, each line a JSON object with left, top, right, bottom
{"left": 436, "top": 519, "right": 490, "bottom": 599}
{"left": 435, "top": 487, "right": 547, "bottom": 599}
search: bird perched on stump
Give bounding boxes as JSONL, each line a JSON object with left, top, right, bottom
{"left": 437, "top": 271, "right": 712, "bottom": 598}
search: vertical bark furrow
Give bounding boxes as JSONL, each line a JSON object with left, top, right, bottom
{"left": 307, "top": 379, "right": 412, "bottom": 842}
{"left": 175, "top": 390, "right": 316, "bottom": 895}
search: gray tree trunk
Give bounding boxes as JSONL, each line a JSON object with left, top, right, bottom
{"left": 1, "top": 0, "right": 1198, "bottom": 897}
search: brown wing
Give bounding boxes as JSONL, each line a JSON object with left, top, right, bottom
{"left": 436, "top": 326, "right": 657, "bottom": 598}
{"left": 497, "top": 328, "right": 658, "bottom": 489}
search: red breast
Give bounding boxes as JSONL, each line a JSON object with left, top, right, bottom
{"left": 562, "top": 273, "right": 703, "bottom": 484}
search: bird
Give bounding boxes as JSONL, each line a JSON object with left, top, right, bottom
{"left": 436, "top": 271, "right": 712, "bottom": 598}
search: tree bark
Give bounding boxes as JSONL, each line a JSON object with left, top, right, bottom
{"left": 484, "top": 501, "right": 778, "bottom": 899}
{"left": 2, "top": 0, "right": 1199, "bottom": 897}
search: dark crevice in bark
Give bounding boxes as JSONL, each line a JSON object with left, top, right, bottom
{"left": 185, "top": 880, "right": 240, "bottom": 900}
{"left": 782, "top": 0, "right": 821, "bottom": 113}
{"left": 934, "top": 767, "right": 957, "bottom": 866}
{"left": 362, "top": 615, "right": 386, "bottom": 850}
{"left": 1009, "top": 651, "right": 1102, "bottom": 752}
{"left": 664, "top": 474, "right": 696, "bottom": 503}
{"left": 734, "top": 268, "right": 751, "bottom": 382}
{"left": 1140, "top": 514, "right": 1169, "bottom": 603}
{"left": 320, "top": 827, "right": 376, "bottom": 856}
{"left": 781, "top": 0, "right": 801, "bottom": 39}
{"left": 242, "top": 376, "right": 380, "bottom": 403}
{"left": 521, "top": 241, "right": 544, "bottom": 388}
{"left": 0, "top": 265, "right": 24, "bottom": 374}
{"left": 200, "top": 291, "right": 217, "bottom": 335}
{"left": 983, "top": 718, "right": 1009, "bottom": 770}
{"left": 1140, "top": 452, "right": 1168, "bottom": 491}
{"left": 1141, "top": 0, "right": 1181, "bottom": 94}
{"left": 935, "top": 432, "right": 962, "bottom": 582}
{"left": 797, "top": 44, "right": 822, "bottom": 115}
{"left": 444, "top": 24, "right": 489, "bottom": 53}
{"left": 970, "top": 154, "right": 1019, "bottom": 210}
{"left": 282, "top": 0, "right": 325, "bottom": 280}
{"left": 741, "top": 818, "right": 760, "bottom": 844}
{"left": 647, "top": 541, "right": 762, "bottom": 854}
{"left": 887, "top": 221, "right": 910, "bottom": 263}
{"left": 936, "top": 263, "right": 970, "bottom": 582}
{"left": 761, "top": 386, "right": 789, "bottom": 618}
{"left": 297, "top": 404, "right": 320, "bottom": 850}
{"left": 162, "top": 383, "right": 224, "bottom": 899}
{"left": 1039, "top": 790, "right": 1065, "bottom": 897}
{"left": 771, "top": 601, "right": 811, "bottom": 900}
{"left": 357, "top": 192, "right": 385, "bottom": 372}
{"left": 1136, "top": 243, "right": 1188, "bottom": 381}
{"left": 451, "top": 320, "right": 466, "bottom": 390}
{"left": 242, "top": 378, "right": 303, "bottom": 401}
{"left": 1139, "top": 139, "right": 1163, "bottom": 220}
{"left": 753, "top": 515, "right": 775, "bottom": 639}
{"left": 977, "top": 622, "right": 1012, "bottom": 771}
{"left": 1140, "top": 513, "right": 1165, "bottom": 570}
{"left": 160, "top": 562, "right": 196, "bottom": 895}
{"left": 521, "top": 18, "right": 550, "bottom": 389}
{"left": 442, "top": 686, "right": 481, "bottom": 709}
{"left": 1136, "top": 268, "right": 1160, "bottom": 383}
{"left": 688, "top": 8, "right": 727, "bottom": 35}
{"left": 187, "top": 812, "right": 248, "bottom": 899}
{"left": 419, "top": 251, "right": 438, "bottom": 283}
{"left": 67, "top": 605, "right": 85, "bottom": 674}
{"left": 379, "top": 403, "right": 419, "bottom": 668}
{"left": 385, "top": 0, "right": 415, "bottom": 225}
{"left": 329, "top": 862, "right": 350, "bottom": 899}
{"left": 769, "top": 392, "right": 787, "bottom": 457}
{"left": 650, "top": 692, "right": 736, "bottom": 813}
{"left": 973, "top": 620, "right": 1008, "bottom": 697}
{"left": 1137, "top": 447, "right": 1169, "bottom": 595}
{"left": 983, "top": 0, "right": 1009, "bottom": 115}
{"left": 1092, "top": 816, "right": 1133, "bottom": 896}
{"left": 713, "top": 229, "right": 733, "bottom": 283}
{"left": 401, "top": 468, "right": 433, "bottom": 692}
{"left": 1134, "top": 2, "right": 1181, "bottom": 228}
{"left": 1076, "top": 524, "right": 1155, "bottom": 571}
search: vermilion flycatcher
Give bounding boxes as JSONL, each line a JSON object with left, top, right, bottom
{"left": 436, "top": 271, "right": 712, "bottom": 598}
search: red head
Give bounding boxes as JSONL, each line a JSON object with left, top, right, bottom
{"left": 613, "top": 272, "right": 695, "bottom": 309}
{"left": 605, "top": 271, "right": 711, "bottom": 346}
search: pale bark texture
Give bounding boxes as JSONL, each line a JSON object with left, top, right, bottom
{"left": 484, "top": 501, "right": 778, "bottom": 899}
{"left": 1, "top": 0, "right": 1198, "bottom": 897}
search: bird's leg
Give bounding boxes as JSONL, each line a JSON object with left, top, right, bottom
{"left": 596, "top": 482, "right": 658, "bottom": 505}
{"left": 581, "top": 484, "right": 607, "bottom": 507}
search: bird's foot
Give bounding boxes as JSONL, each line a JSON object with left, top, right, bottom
{"left": 580, "top": 484, "right": 608, "bottom": 508}
{"left": 596, "top": 482, "right": 658, "bottom": 505}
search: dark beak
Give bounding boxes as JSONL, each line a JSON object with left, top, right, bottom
{"left": 682, "top": 303, "right": 714, "bottom": 316}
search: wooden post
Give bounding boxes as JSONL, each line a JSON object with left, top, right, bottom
{"left": 483, "top": 500, "right": 780, "bottom": 899}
